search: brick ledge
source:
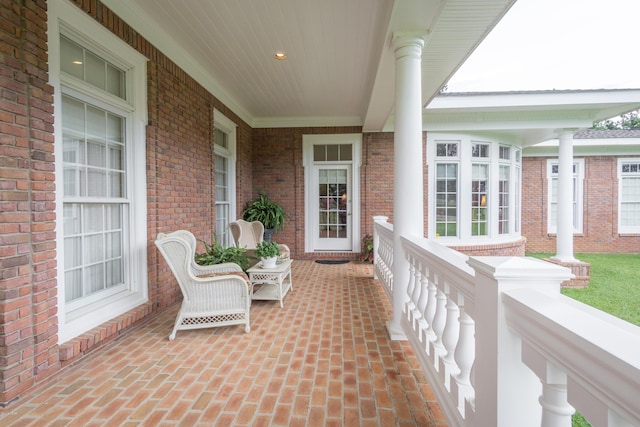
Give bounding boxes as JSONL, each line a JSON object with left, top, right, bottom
{"left": 59, "top": 302, "right": 154, "bottom": 364}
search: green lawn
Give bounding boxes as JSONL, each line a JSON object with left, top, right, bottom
{"left": 526, "top": 253, "right": 640, "bottom": 427}
{"left": 527, "top": 253, "right": 640, "bottom": 326}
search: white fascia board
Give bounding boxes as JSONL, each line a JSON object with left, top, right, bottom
{"left": 428, "top": 89, "right": 640, "bottom": 111}
{"left": 523, "top": 138, "right": 640, "bottom": 157}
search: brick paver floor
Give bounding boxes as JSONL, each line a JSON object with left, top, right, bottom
{"left": 0, "top": 261, "right": 446, "bottom": 426}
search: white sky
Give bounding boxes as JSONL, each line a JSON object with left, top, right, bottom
{"left": 445, "top": 0, "right": 640, "bottom": 92}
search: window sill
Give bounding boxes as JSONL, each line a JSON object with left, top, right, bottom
{"left": 59, "top": 302, "right": 153, "bottom": 364}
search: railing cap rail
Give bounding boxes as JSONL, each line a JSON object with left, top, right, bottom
{"left": 504, "top": 288, "right": 640, "bottom": 425}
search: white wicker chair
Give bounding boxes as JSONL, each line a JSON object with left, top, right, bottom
{"left": 155, "top": 230, "right": 252, "bottom": 340}
{"left": 229, "top": 220, "right": 264, "bottom": 252}
{"left": 229, "top": 220, "right": 290, "bottom": 259}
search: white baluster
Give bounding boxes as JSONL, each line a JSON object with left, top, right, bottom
{"left": 454, "top": 305, "right": 474, "bottom": 386}
{"left": 431, "top": 285, "right": 448, "bottom": 362}
{"left": 422, "top": 271, "right": 438, "bottom": 349}
{"left": 416, "top": 264, "right": 429, "bottom": 339}
{"left": 405, "top": 255, "right": 416, "bottom": 320}
{"left": 410, "top": 260, "right": 423, "bottom": 329}
{"left": 454, "top": 302, "right": 475, "bottom": 415}
{"left": 441, "top": 286, "right": 460, "bottom": 370}
{"left": 417, "top": 265, "right": 429, "bottom": 315}
{"left": 539, "top": 382, "right": 574, "bottom": 427}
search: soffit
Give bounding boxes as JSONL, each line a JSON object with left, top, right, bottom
{"left": 424, "top": 89, "right": 640, "bottom": 146}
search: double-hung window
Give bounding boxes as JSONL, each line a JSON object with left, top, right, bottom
{"left": 618, "top": 159, "right": 640, "bottom": 233}
{"left": 51, "top": 0, "right": 148, "bottom": 342}
{"left": 213, "top": 111, "right": 237, "bottom": 247}
{"left": 547, "top": 159, "right": 584, "bottom": 234}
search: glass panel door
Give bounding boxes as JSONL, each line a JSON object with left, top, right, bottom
{"left": 314, "top": 166, "right": 351, "bottom": 250}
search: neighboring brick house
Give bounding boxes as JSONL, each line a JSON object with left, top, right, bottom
{"left": 522, "top": 129, "right": 640, "bottom": 254}
{"left": 1, "top": 0, "right": 639, "bottom": 407}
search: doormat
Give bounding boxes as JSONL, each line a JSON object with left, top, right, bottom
{"left": 315, "top": 260, "right": 350, "bottom": 265}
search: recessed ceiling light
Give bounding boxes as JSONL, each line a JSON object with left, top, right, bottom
{"left": 273, "top": 51, "right": 287, "bottom": 60}
{"left": 72, "top": 60, "right": 83, "bottom": 65}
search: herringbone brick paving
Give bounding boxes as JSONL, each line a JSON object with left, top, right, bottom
{"left": 0, "top": 261, "right": 446, "bottom": 426}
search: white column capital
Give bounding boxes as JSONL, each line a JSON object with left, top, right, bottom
{"left": 555, "top": 128, "right": 578, "bottom": 138}
{"left": 391, "top": 32, "right": 427, "bottom": 58}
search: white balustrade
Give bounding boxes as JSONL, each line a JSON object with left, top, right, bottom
{"left": 372, "top": 216, "right": 640, "bottom": 427}
{"left": 373, "top": 217, "right": 393, "bottom": 299}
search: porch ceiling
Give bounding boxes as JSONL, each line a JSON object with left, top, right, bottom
{"left": 101, "top": 0, "right": 516, "bottom": 131}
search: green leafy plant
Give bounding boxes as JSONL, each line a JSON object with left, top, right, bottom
{"left": 255, "top": 240, "right": 280, "bottom": 259}
{"left": 242, "top": 192, "right": 286, "bottom": 231}
{"left": 361, "top": 234, "right": 374, "bottom": 263}
{"left": 194, "top": 236, "right": 254, "bottom": 271}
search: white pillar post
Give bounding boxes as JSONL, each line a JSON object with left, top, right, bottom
{"left": 387, "top": 33, "right": 426, "bottom": 341}
{"left": 553, "top": 131, "right": 576, "bottom": 262}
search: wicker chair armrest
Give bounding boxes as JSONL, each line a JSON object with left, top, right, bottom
{"left": 192, "top": 262, "right": 244, "bottom": 276}
{"left": 195, "top": 270, "right": 252, "bottom": 289}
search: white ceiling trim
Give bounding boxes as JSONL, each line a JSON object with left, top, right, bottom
{"left": 252, "top": 115, "right": 362, "bottom": 129}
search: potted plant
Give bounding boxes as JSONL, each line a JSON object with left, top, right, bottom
{"left": 255, "top": 240, "right": 280, "bottom": 269}
{"left": 361, "top": 234, "right": 374, "bottom": 263}
{"left": 194, "top": 236, "right": 254, "bottom": 272}
{"left": 242, "top": 192, "right": 285, "bottom": 242}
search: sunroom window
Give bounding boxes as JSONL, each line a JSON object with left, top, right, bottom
{"left": 429, "top": 134, "right": 521, "bottom": 243}
{"left": 435, "top": 142, "right": 459, "bottom": 237}
{"left": 471, "top": 164, "right": 488, "bottom": 236}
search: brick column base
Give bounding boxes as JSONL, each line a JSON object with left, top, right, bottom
{"left": 544, "top": 259, "right": 591, "bottom": 288}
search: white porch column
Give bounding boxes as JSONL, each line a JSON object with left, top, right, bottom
{"left": 553, "top": 130, "right": 576, "bottom": 262}
{"left": 387, "top": 33, "right": 426, "bottom": 340}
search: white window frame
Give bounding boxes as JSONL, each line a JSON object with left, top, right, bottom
{"left": 618, "top": 158, "right": 640, "bottom": 234}
{"left": 428, "top": 133, "right": 522, "bottom": 245}
{"left": 302, "top": 134, "right": 362, "bottom": 253}
{"left": 50, "top": 0, "right": 148, "bottom": 343}
{"left": 471, "top": 142, "right": 491, "bottom": 238}
{"left": 433, "top": 140, "right": 460, "bottom": 238}
{"left": 213, "top": 110, "right": 237, "bottom": 247}
{"left": 546, "top": 159, "right": 584, "bottom": 234}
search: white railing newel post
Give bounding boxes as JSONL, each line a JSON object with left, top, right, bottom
{"left": 468, "top": 256, "right": 572, "bottom": 427}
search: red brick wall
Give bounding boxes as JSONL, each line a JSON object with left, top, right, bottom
{"left": 0, "top": 0, "right": 58, "bottom": 404}
{"left": 361, "top": 132, "right": 396, "bottom": 238}
{"left": 522, "top": 157, "right": 548, "bottom": 252}
{"left": 0, "top": 0, "right": 255, "bottom": 404}
{"left": 522, "top": 156, "right": 640, "bottom": 253}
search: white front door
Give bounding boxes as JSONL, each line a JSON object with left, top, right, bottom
{"left": 313, "top": 165, "right": 352, "bottom": 250}
{"left": 303, "top": 134, "right": 362, "bottom": 253}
